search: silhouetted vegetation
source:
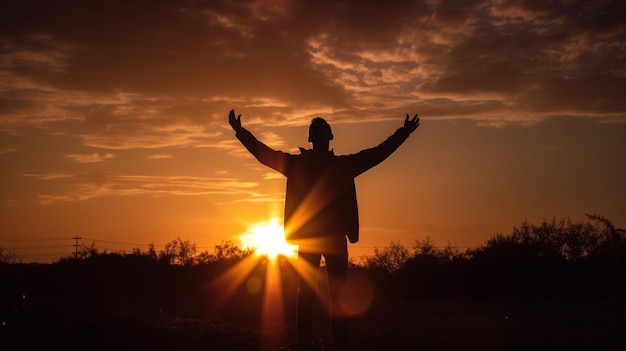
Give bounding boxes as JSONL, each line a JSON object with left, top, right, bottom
{"left": 1, "top": 215, "right": 624, "bottom": 350}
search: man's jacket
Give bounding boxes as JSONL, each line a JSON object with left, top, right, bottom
{"left": 235, "top": 126, "right": 412, "bottom": 245}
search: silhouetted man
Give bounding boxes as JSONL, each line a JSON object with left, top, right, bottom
{"left": 228, "top": 109, "right": 419, "bottom": 350}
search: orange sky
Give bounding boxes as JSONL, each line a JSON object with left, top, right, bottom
{"left": 1, "top": 0, "right": 625, "bottom": 263}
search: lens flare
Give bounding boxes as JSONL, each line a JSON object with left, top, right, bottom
{"left": 240, "top": 219, "right": 298, "bottom": 259}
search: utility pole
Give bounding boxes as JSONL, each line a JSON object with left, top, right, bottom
{"left": 73, "top": 236, "right": 82, "bottom": 258}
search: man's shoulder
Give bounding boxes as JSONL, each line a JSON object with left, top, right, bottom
{"left": 298, "top": 147, "right": 335, "bottom": 156}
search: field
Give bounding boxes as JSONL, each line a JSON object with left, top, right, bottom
{"left": 2, "top": 247, "right": 624, "bottom": 351}
{"left": 3, "top": 294, "right": 623, "bottom": 350}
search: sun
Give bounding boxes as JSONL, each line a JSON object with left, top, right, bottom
{"left": 240, "top": 219, "right": 298, "bottom": 259}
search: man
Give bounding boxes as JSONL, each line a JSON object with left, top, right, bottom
{"left": 228, "top": 109, "right": 419, "bottom": 349}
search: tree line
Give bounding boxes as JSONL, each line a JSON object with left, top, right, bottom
{"left": 1, "top": 214, "right": 624, "bottom": 303}
{"left": 1, "top": 214, "right": 623, "bottom": 351}
{"left": 19, "top": 214, "right": 616, "bottom": 271}
{"left": 363, "top": 214, "right": 625, "bottom": 272}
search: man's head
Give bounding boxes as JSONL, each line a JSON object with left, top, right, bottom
{"left": 308, "top": 117, "right": 333, "bottom": 145}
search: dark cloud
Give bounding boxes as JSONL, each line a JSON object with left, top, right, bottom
{"left": 416, "top": 0, "right": 626, "bottom": 118}
{"left": 1, "top": 0, "right": 350, "bottom": 106}
{"left": 1, "top": 0, "right": 625, "bottom": 145}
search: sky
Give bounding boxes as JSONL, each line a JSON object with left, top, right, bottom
{"left": 1, "top": 0, "right": 625, "bottom": 263}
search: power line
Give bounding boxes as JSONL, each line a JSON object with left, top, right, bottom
{"left": 81, "top": 237, "right": 161, "bottom": 247}
{"left": 9, "top": 246, "right": 72, "bottom": 250}
{"left": 0, "top": 238, "right": 70, "bottom": 242}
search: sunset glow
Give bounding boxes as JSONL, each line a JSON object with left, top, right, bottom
{"left": 0, "top": 1, "right": 624, "bottom": 263}
{"left": 240, "top": 219, "right": 298, "bottom": 259}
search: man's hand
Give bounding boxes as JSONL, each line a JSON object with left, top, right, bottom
{"left": 229, "top": 109, "right": 242, "bottom": 132}
{"left": 404, "top": 113, "right": 420, "bottom": 133}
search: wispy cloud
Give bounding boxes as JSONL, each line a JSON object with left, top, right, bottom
{"left": 65, "top": 152, "right": 114, "bottom": 163}
{"left": 23, "top": 171, "right": 264, "bottom": 205}
{"left": 0, "top": 146, "right": 18, "bottom": 154}
{"left": 148, "top": 153, "right": 174, "bottom": 159}
{"left": 262, "top": 172, "right": 285, "bottom": 180}
{"left": 23, "top": 171, "right": 74, "bottom": 181}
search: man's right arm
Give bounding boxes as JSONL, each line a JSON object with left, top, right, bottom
{"left": 347, "top": 113, "right": 419, "bottom": 177}
{"left": 229, "top": 109, "right": 288, "bottom": 175}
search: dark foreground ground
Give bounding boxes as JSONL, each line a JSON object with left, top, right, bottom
{"left": 2, "top": 299, "right": 624, "bottom": 351}
{"left": 2, "top": 257, "right": 625, "bottom": 350}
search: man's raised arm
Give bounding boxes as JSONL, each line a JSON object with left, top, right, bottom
{"left": 403, "top": 113, "right": 420, "bottom": 133}
{"left": 228, "top": 109, "right": 243, "bottom": 132}
{"left": 228, "top": 109, "right": 287, "bottom": 174}
{"left": 347, "top": 113, "right": 420, "bottom": 177}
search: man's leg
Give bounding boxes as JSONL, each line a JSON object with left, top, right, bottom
{"left": 297, "top": 252, "right": 320, "bottom": 346}
{"left": 325, "top": 249, "right": 350, "bottom": 348}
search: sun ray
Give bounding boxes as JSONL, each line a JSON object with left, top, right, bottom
{"left": 290, "top": 251, "right": 321, "bottom": 294}
{"left": 204, "top": 214, "right": 341, "bottom": 347}
{"left": 259, "top": 257, "right": 288, "bottom": 347}
{"left": 206, "top": 253, "right": 262, "bottom": 312}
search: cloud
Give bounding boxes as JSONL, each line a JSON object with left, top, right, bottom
{"left": 148, "top": 153, "right": 174, "bottom": 159}
{"left": 65, "top": 152, "right": 114, "bottom": 163}
{"left": 0, "top": 146, "right": 18, "bottom": 154}
{"left": 414, "top": 1, "right": 626, "bottom": 119}
{"left": 1, "top": 0, "right": 624, "bottom": 152}
{"left": 23, "top": 171, "right": 264, "bottom": 205}
{"left": 22, "top": 171, "right": 73, "bottom": 180}
{"left": 263, "top": 172, "right": 285, "bottom": 180}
